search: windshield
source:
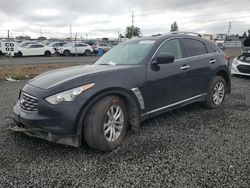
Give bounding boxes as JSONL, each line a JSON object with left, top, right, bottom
{"left": 20, "top": 42, "right": 34, "bottom": 47}
{"left": 95, "top": 40, "right": 155, "bottom": 65}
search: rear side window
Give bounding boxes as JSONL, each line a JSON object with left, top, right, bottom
{"left": 157, "top": 39, "right": 183, "bottom": 60}
{"left": 206, "top": 44, "right": 217, "bottom": 53}
{"left": 183, "top": 38, "right": 207, "bottom": 57}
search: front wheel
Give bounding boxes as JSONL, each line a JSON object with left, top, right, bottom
{"left": 83, "top": 95, "right": 128, "bottom": 151}
{"left": 44, "top": 51, "right": 51, "bottom": 57}
{"left": 204, "top": 76, "right": 226, "bottom": 109}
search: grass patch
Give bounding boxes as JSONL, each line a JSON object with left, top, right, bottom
{"left": 0, "top": 63, "right": 84, "bottom": 80}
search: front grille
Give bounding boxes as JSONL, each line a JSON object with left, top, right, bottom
{"left": 20, "top": 92, "right": 38, "bottom": 112}
{"left": 237, "top": 65, "right": 250, "bottom": 74}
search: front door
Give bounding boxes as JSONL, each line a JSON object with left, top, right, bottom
{"left": 141, "top": 38, "right": 193, "bottom": 112}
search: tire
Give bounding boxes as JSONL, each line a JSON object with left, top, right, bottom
{"left": 83, "top": 95, "right": 128, "bottom": 151}
{"left": 204, "top": 76, "right": 226, "bottom": 109}
{"left": 85, "top": 50, "right": 91, "bottom": 56}
{"left": 44, "top": 51, "right": 51, "bottom": 57}
{"left": 18, "top": 51, "right": 23, "bottom": 57}
{"left": 63, "top": 50, "right": 71, "bottom": 56}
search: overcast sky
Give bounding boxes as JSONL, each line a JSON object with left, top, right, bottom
{"left": 0, "top": 0, "right": 249, "bottom": 39}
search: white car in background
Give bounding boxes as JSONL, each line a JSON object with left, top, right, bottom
{"left": 57, "top": 42, "right": 93, "bottom": 56}
{"left": 94, "top": 43, "right": 112, "bottom": 52}
{"left": 18, "top": 43, "right": 55, "bottom": 57}
{"left": 231, "top": 39, "right": 250, "bottom": 76}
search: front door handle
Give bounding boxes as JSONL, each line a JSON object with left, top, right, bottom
{"left": 180, "top": 65, "right": 190, "bottom": 70}
{"left": 209, "top": 59, "right": 216, "bottom": 64}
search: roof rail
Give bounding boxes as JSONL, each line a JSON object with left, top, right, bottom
{"left": 169, "top": 31, "right": 202, "bottom": 37}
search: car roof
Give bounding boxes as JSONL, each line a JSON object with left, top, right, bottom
{"left": 130, "top": 33, "right": 207, "bottom": 44}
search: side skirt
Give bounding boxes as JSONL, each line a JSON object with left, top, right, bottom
{"left": 140, "top": 94, "right": 207, "bottom": 121}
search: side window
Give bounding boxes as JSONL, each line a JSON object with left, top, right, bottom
{"left": 183, "top": 39, "right": 207, "bottom": 57}
{"left": 76, "top": 44, "right": 87, "bottom": 47}
{"left": 29, "top": 45, "right": 36, "bottom": 48}
{"left": 206, "top": 44, "right": 217, "bottom": 53}
{"left": 37, "top": 45, "right": 44, "bottom": 48}
{"left": 157, "top": 39, "right": 183, "bottom": 60}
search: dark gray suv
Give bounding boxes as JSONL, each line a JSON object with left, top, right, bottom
{"left": 12, "top": 32, "right": 231, "bottom": 151}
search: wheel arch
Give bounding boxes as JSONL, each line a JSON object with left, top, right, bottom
{"left": 44, "top": 50, "right": 51, "bottom": 55}
{"left": 76, "top": 87, "right": 141, "bottom": 142}
{"left": 215, "top": 69, "right": 231, "bottom": 93}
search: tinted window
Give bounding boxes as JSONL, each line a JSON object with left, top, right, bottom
{"left": 37, "top": 45, "right": 44, "bottom": 48}
{"left": 157, "top": 39, "right": 183, "bottom": 60}
{"left": 75, "top": 43, "right": 87, "bottom": 47}
{"left": 184, "top": 39, "right": 207, "bottom": 57}
{"left": 30, "top": 44, "right": 44, "bottom": 48}
{"left": 29, "top": 45, "right": 36, "bottom": 48}
{"left": 206, "top": 44, "right": 217, "bottom": 53}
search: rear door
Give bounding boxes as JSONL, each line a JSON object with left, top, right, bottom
{"left": 142, "top": 38, "right": 193, "bottom": 111}
{"left": 182, "top": 38, "right": 217, "bottom": 96}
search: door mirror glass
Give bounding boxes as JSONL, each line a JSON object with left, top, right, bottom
{"left": 155, "top": 53, "right": 175, "bottom": 64}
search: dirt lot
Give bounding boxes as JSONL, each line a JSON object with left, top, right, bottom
{"left": 0, "top": 76, "right": 249, "bottom": 187}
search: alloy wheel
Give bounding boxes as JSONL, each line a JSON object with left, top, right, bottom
{"left": 212, "top": 81, "right": 225, "bottom": 105}
{"left": 103, "top": 105, "right": 124, "bottom": 142}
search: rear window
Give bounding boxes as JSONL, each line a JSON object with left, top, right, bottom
{"left": 183, "top": 38, "right": 207, "bottom": 57}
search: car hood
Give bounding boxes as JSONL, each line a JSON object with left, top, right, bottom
{"left": 28, "top": 64, "right": 132, "bottom": 89}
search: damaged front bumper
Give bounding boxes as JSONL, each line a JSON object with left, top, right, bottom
{"left": 11, "top": 104, "right": 81, "bottom": 147}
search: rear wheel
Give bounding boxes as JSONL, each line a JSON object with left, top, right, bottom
{"left": 63, "top": 50, "right": 71, "bottom": 56}
{"left": 85, "top": 50, "right": 91, "bottom": 56}
{"left": 44, "top": 51, "right": 51, "bottom": 57}
{"left": 83, "top": 95, "right": 128, "bottom": 151}
{"left": 204, "top": 76, "right": 226, "bottom": 109}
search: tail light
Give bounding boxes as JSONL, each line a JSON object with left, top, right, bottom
{"left": 225, "top": 55, "right": 230, "bottom": 62}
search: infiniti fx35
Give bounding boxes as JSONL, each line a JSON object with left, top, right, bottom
{"left": 12, "top": 33, "right": 231, "bottom": 151}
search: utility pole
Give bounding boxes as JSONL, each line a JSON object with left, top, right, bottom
{"left": 227, "top": 22, "right": 232, "bottom": 37}
{"left": 7, "top": 29, "right": 10, "bottom": 41}
{"left": 131, "top": 11, "right": 134, "bottom": 38}
{"left": 70, "top": 24, "right": 72, "bottom": 40}
{"left": 117, "top": 31, "right": 120, "bottom": 43}
{"left": 74, "top": 32, "right": 78, "bottom": 58}
{"left": 40, "top": 29, "right": 43, "bottom": 36}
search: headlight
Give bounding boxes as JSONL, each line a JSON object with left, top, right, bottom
{"left": 232, "top": 59, "right": 239, "bottom": 65}
{"left": 45, "top": 83, "right": 95, "bottom": 105}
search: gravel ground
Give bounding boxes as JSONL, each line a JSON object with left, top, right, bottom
{"left": 0, "top": 76, "right": 249, "bottom": 187}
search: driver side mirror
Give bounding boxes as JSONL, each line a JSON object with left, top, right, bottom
{"left": 155, "top": 53, "right": 175, "bottom": 64}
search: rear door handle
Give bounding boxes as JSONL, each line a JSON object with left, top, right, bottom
{"left": 180, "top": 65, "right": 190, "bottom": 70}
{"left": 209, "top": 59, "right": 216, "bottom": 64}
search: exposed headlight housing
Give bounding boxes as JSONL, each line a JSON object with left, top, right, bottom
{"left": 45, "top": 83, "right": 95, "bottom": 105}
{"left": 232, "top": 59, "right": 239, "bottom": 65}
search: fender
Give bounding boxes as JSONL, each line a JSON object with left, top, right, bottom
{"left": 76, "top": 87, "right": 141, "bottom": 145}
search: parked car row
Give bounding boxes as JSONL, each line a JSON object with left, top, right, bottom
{"left": 0, "top": 39, "right": 116, "bottom": 57}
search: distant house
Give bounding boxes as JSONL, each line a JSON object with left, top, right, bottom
{"left": 202, "top": 34, "right": 213, "bottom": 41}
{"left": 215, "top": 33, "right": 227, "bottom": 41}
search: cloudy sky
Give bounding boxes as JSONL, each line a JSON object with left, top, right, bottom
{"left": 0, "top": 0, "right": 249, "bottom": 39}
